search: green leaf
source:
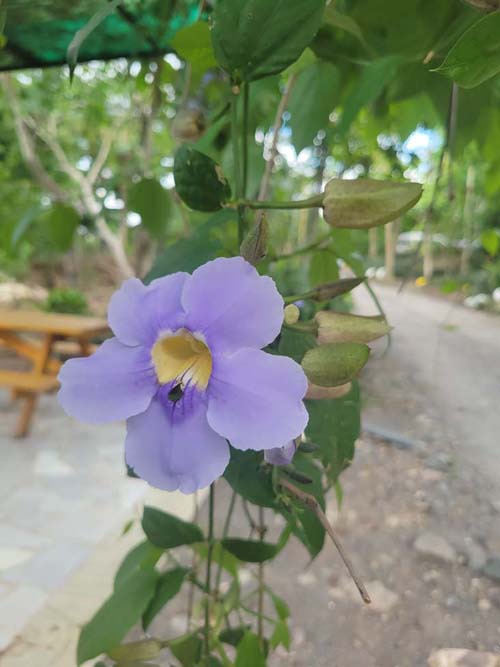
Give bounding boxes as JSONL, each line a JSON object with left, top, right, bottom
{"left": 211, "top": 0, "right": 326, "bottom": 82}
{"left": 10, "top": 205, "right": 41, "bottom": 248}
{"left": 269, "top": 591, "right": 290, "bottom": 620}
{"left": 114, "top": 541, "right": 162, "bottom": 591}
{"left": 169, "top": 633, "right": 202, "bottom": 667}
{"left": 270, "top": 619, "right": 291, "bottom": 650}
{"left": 481, "top": 229, "right": 500, "bottom": 256}
{"left": 309, "top": 248, "right": 339, "bottom": 286}
{"left": 141, "top": 506, "right": 204, "bottom": 549}
{"left": 44, "top": 203, "right": 80, "bottom": 252}
{"left": 286, "top": 453, "right": 325, "bottom": 557}
{"left": 433, "top": 12, "right": 500, "bottom": 88}
{"left": 235, "top": 632, "right": 266, "bottom": 667}
{"left": 194, "top": 541, "right": 240, "bottom": 578}
{"left": 145, "top": 210, "right": 233, "bottom": 281}
{"left": 142, "top": 567, "right": 188, "bottom": 630}
{"left": 289, "top": 61, "right": 339, "bottom": 152}
{"left": 77, "top": 568, "right": 158, "bottom": 665}
{"left": 221, "top": 538, "right": 278, "bottom": 563}
{"left": 278, "top": 328, "right": 317, "bottom": 364}
{"left": 302, "top": 342, "right": 370, "bottom": 387}
{"left": 338, "top": 56, "right": 402, "bottom": 135}
{"left": 171, "top": 21, "right": 217, "bottom": 80}
{"left": 323, "top": 7, "right": 370, "bottom": 51}
{"left": 323, "top": 178, "right": 423, "bottom": 229}
{"left": 174, "top": 145, "right": 231, "bottom": 211}
{"left": 224, "top": 448, "right": 278, "bottom": 508}
{"left": 219, "top": 626, "right": 248, "bottom": 647}
{"left": 305, "top": 381, "right": 361, "bottom": 482}
{"left": 127, "top": 178, "right": 171, "bottom": 239}
{"left": 66, "top": 0, "right": 123, "bottom": 81}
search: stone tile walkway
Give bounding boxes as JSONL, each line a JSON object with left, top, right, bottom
{"left": 0, "top": 392, "right": 198, "bottom": 665}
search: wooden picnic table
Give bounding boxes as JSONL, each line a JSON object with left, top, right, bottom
{"left": 0, "top": 309, "right": 109, "bottom": 437}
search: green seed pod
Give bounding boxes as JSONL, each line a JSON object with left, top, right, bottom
{"left": 174, "top": 145, "right": 231, "bottom": 212}
{"left": 107, "top": 639, "right": 163, "bottom": 662}
{"left": 315, "top": 311, "right": 391, "bottom": 344}
{"left": 322, "top": 178, "right": 422, "bottom": 229}
{"left": 305, "top": 277, "right": 365, "bottom": 302}
{"left": 301, "top": 342, "right": 370, "bottom": 387}
{"left": 240, "top": 215, "right": 269, "bottom": 265}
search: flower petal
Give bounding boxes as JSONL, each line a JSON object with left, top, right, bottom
{"left": 264, "top": 441, "right": 297, "bottom": 466}
{"left": 181, "top": 257, "right": 284, "bottom": 353}
{"left": 108, "top": 273, "right": 188, "bottom": 347}
{"left": 125, "top": 398, "right": 229, "bottom": 493}
{"left": 58, "top": 338, "right": 157, "bottom": 423}
{"left": 207, "top": 348, "right": 308, "bottom": 450}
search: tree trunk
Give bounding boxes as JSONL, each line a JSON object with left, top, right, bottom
{"left": 384, "top": 220, "right": 399, "bottom": 281}
{"left": 368, "top": 228, "right": 378, "bottom": 260}
{"left": 460, "top": 165, "right": 475, "bottom": 277}
{"left": 423, "top": 222, "right": 434, "bottom": 281}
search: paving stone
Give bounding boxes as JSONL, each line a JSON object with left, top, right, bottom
{"left": 0, "top": 585, "right": 47, "bottom": 652}
{"left": 414, "top": 532, "right": 457, "bottom": 564}
{"left": 428, "top": 649, "right": 500, "bottom": 666}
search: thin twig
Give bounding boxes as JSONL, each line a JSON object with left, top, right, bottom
{"left": 204, "top": 484, "right": 215, "bottom": 665}
{"left": 257, "top": 506, "right": 265, "bottom": 644}
{"left": 186, "top": 492, "right": 200, "bottom": 631}
{"left": 279, "top": 477, "right": 371, "bottom": 605}
{"left": 214, "top": 489, "right": 237, "bottom": 594}
{"left": 257, "top": 73, "right": 297, "bottom": 204}
{"left": 242, "top": 499, "right": 259, "bottom": 538}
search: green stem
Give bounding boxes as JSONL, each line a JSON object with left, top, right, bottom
{"left": 231, "top": 90, "right": 245, "bottom": 245}
{"left": 214, "top": 490, "right": 237, "bottom": 594}
{"left": 240, "top": 194, "right": 324, "bottom": 210}
{"left": 270, "top": 232, "right": 331, "bottom": 263}
{"left": 257, "top": 507, "right": 265, "bottom": 645}
{"left": 204, "top": 484, "right": 215, "bottom": 665}
{"left": 242, "top": 82, "right": 250, "bottom": 199}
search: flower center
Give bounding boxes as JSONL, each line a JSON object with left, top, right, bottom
{"left": 151, "top": 329, "right": 212, "bottom": 391}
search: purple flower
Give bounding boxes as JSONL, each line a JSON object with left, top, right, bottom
{"left": 264, "top": 441, "right": 297, "bottom": 466}
{"left": 58, "top": 257, "right": 308, "bottom": 493}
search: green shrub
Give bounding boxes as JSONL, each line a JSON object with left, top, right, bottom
{"left": 43, "top": 288, "right": 88, "bottom": 315}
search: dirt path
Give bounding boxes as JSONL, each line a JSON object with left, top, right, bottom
{"left": 355, "top": 281, "right": 500, "bottom": 488}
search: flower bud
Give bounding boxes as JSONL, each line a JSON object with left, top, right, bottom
{"left": 301, "top": 342, "right": 370, "bottom": 387}
{"left": 306, "top": 277, "right": 365, "bottom": 302}
{"left": 315, "top": 311, "right": 391, "bottom": 344}
{"left": 284, "top": 304, "right": 300, "bottom": 325}
{"left": 171, "top": 109, "right": 206, "bottom": 142}
{"left": 322, "top": 178, "right": 422, "bottom": 229}
{"left": 240, "top": 215, "right": 269, "bottom": 266}
{"left": 107, "top": 639, "right": 163, "bottom": 662}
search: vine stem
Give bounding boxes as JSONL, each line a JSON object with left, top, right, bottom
{"left": 279, "top": 477, "right": 371, "bottom": 605}
{"left": 242, "top": 82, "right": 250, "bottom": 200}
{"left": 214, "top": 489, "right": 237, "bottom": 594}
{"left": 257, "top": 506, "right": 265, "bottom": 644}
{"left": 231, "top": 88, "right": 245, "bottom": 245}
{"left": 204, "top": 484, "right": 215, "bottom": 665}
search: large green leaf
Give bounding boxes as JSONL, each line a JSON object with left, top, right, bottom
{"left": 142, "top": 567, "right": 189, "bottom": 630}
{"left": 114, "top": 540, "right": 162, "bottom": 590}
{"left": 221, "top": 538, "right": 278, "bottom": 563}
{"left": 77, "top": 568, "right": 158, "bottom": 665}
{"left": 169, "top": 633, "right": 202, "bottom": 667}
{"left": 145, "top": 210, "right": 233, "bottom": 282}
{"left": 224, "top": 448, "right": 278, "bottom": 508}
{"left": 127, "top": 178, "right": 171, "bottom": 239}
{"left": 211, "top": 0, "right": 326, "bottom": 82}
{"left": 44, "top": 203, "right": 80, "bottom": 252}
{"left": 278, "top": 328, "right": 317, "bottom": 364}
{"left": 141, "top": 506, "right": 204, "bottom": 549}
{"left": 434, "top": 11, "right": 500, "bottom": 88}
{"left": 305, "top": 381, "right": 361, "bottom": 482}
{"left": 289, "top": 61, "right": 339, "bottom": 152}
{"left": 338, "top": 55, "right": 402, "bottom": 135}
{"left": 174, "top": 145, "right": 231, "bottom": 211}
{"left": 235, "top": 632, "right": 266, "bottom": 667}
{"left": 308, "top": 248, "right": 339, "bottom": 286}
{"left": 171, "top": 21, "right": 217, "bottom": 81}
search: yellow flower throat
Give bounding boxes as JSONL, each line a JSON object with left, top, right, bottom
{"left": 151, "top": 329, "right": 212, "bottom": 391}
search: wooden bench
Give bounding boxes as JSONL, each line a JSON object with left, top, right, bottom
{"left": 0, "top": 370, "right": 60, "bottom": 438}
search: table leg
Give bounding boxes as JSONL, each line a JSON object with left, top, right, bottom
{"left": 15, "top": 393, "right": 37, "bottom": 438}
